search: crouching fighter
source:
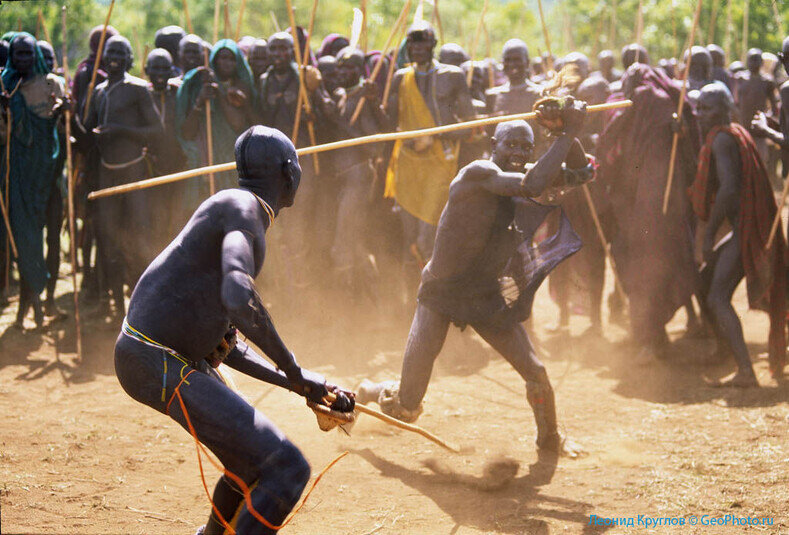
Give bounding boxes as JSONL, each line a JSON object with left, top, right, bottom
{"left": 689, "top": 84, "right": 787, "bottom": 384}
{"left": 359, "top": 99, "right": 595, "bottom": 456}
{"left": 114, "top": 126, "right": 354, "bottom": 535}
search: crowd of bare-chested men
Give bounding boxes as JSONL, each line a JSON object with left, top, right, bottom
{"left": 2, "top": 20, "right": 789, "bottom": 388}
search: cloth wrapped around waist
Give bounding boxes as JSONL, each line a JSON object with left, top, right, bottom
{"left": 418, "top": 202, "right": 582, "bottom": 330}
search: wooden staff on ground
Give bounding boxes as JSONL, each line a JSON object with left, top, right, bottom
{"left": 350, "top": 0, "right": 412, "bottom": 125}
{"left": 82, "top": 0, "right": 115, "bottom": 121}
{"left": 661, "top": 0, "right": 704, "bottom": 215}
{"left": 61, "top": 5, "right": 83, "bottom": 362}
{"left": 285, "top": 0, "right": 320, "bottom": 173}
{"left": 87, "top": 100, "right": 633, "bottom": 200}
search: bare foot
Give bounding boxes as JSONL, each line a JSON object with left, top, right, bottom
{"left": 705, "top": 370, "right": 759, "bottom": 388}
{"left": 44, "top": 300, "right": 68, "bottom": 320}
{"left": 537, "top": 432, "right": 585, "bottom": 459}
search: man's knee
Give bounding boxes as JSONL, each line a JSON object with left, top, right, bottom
{"left": 255, "top": 441, "right": 311, "bottom": 499}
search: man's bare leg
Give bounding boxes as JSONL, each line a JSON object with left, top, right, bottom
{"left": 358, "top": 304, "right": 449, "bottom": 418}
{"left": 473, "top": 321, "right": 581, "bottom": 456}
{"left": 705, "top": 233, "right": 758, "bottom": 387}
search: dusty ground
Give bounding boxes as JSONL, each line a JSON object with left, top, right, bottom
{"left": 1, "top": 260, "right": 788, "bottom": 535}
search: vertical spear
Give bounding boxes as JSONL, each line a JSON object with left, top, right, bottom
{"left": 662, "top": 0, "right": 704, "bottom": 215}
{"left": 61, "top": 5, "right": 83, "bottom": 362}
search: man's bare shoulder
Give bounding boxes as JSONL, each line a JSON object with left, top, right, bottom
{"left": 711, "top": 129, "right": 739, "bottom": 153}
{"left": 452, "top": 160, "right": 498, "bottom": 187}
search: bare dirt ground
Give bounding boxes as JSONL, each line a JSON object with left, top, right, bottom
{"left": 1, "top": 262, "right": 788, "bottom": 535}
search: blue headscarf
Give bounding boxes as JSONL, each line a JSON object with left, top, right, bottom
{"left": 2, "top": 32, "right": 51, "bottom": 90}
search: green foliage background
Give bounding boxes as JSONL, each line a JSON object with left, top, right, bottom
{"left": 1, "top": 0, "right": 786, "bottom": 75}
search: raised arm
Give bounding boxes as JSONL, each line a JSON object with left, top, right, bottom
{"left": 220, "top": 227, "right": 327, "bottom": 401}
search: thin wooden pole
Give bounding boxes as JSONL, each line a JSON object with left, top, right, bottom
{"left": 203, "top": 50, "right": 216, "bottom": 195}
{"left": 723, "top": 0, "right": 733, "bottom": 62}
{"left": 536, "top": 0, "right": 553, "bottom": 72}
{"left": 483, "top": 22, "right": 494, "bottom": 89}
{"left": 350, "top": 0, "right": 412, "bottom": 125}
{"left": 741, "top": 0, "right": 749, "bottom": 61}
{"left": 285, "top": 0, "right": 320, "bottom": 174}
{"left": 87, "top": 100, "right": 633, "bottom": 200}
{"left": 270, "top": 11, "right": 281, "bottom": 32}
{"left": 224, "top": 0, "right": 231, "bottom": 39}
{"left": 466, "top": 0, "right": 489, "bottom": 86}
{"left": 82, "top": 0, "right": 115, "bottom": 121}
{"left": 61, "top": 5, "right": 83, "bottom": 363}
{"left": 772, "top": 0, "right": 785, "bottom": 41}
{"left": 766, "top": 173, "right": 789, "bottom": 249}
{"left": 38, "top": 10, "right": 59, "bottom": 71}
{"left": 181, "top": 0, "right": 195, "bottom": 35}
{"left": 235, "top": 0, "right": 248, "bottom": 41}
{"left": 662, "top": 0, "right": 704, "bottom": 215}
{"left": 213, "top": 0, "right": 221, "bottom": 43}
{"left": 433, "top": 0, "right": 445, "bottom": 43}
{"left": 707, "top": 0, "right": 720, "bottom": 44}
{"left": 636, "top": 0, "right": 644, "bottom": 45}
{"left": 582, "top": 185, "right": 627, "bottom": 303}
{"left": 381, "top": 22, "right": 408, "bottom": 110}
{"left": 360, "top": 0, "right": 368, "bottom": 52}
{"left": 609, "top": 0, "right": 617, "bottom": 49}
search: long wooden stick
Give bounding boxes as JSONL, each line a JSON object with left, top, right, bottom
{"left": 766, "top": 175, "right": 789, "bottom": 249}
{"left": 290, "top": 0, "right": 319, "bottom": 148}
{"left": 466, "top": 0, "right": 489, "bottom": 87}
{"left": 37, "top": 10, "right": 60, "bottom": 72}
{"left": 433, "top": 0, "right": 445, "bottom": 43}
{"left": 82, "top": 0, "right": 115, "bottom": 121}
{"left": 285, "top": 0, "right": 320, "bottom": 173}
{"left": 213, "top": 0, "right": 221, "bottom": 44}
{"left": 707, "top": 0, "right": 720, "bottom": 44}
{"left": 536, "top": 0, "right": 553, "bottom": 72}
{"left": 181, "top": 0, "right": 194, "bottom": 35}
{"left": 234, "top": 0, "right": 248, "bottom": 41}
{"left": 203, "top": 50, "right": 216, "bottom": 195}
{"left": 325, "top": 393, "right": 459, "bottom": 452}
{"left": 772, "top": 0, "right": 785, "bottom": 38}
{"left": 742, "top": 0, "right": 749, "bottom": 61}
{"left": 62, "top": 6, "right": 83, "bottom": 362}
{"left": 582, "top": 185, "right": 626, "bottom": 302}
{"left": 224, "top": 0, "right": 231, "bottom": 39}
{"left": 87, "top": 100, "right": 633, "bottom": 200}
{"left": 381, "top": 23, "right": 407, "bottom": 110}
{"left": 270, "top": 11, "right": 281, "bottom": 32}
{"left": 609, "top": 0, "right": 617, "bottom": 49}
{"left": 0, "top": 74, "right": 19, "bottom": 258}
{"left": 483, "top": 22, "right": 494, "bottom": 90}
{"left": 661, "top": 0, "right": 703, "bottom": 215}
{"left": 349, "top": 0, "right": 412, "bottom": 125}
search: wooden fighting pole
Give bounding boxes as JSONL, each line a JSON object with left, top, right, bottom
{"left": 36, "top": 10, "right": 42, "bottom": 39}
{"left": 203, "top": 49, "right": 216, "bottom": 195}
{"left": 0, "top": 77, "right": 20, "bottom": 260}
{"left": 235, "top": 0, "right": 248, "bottom": 41}
{"left": 61, "top": 5, "right": 83, "bottom": 362}
{"left": 466, "top": 0, "right": 489, "bottom": 87}
{"left": 350, "top": 0, "right": 412, "bottom": 125}
{"left": 766, "top": 177, "right": 789, "bottom": 249}
{"left": 213, "top": 0, "right": 221, "bottom": 43}
{"left": 707, "top": 0, "right": 720, "bottom": 44}
{"left": 290, "top": 0, "right": 319, "bottom": 139}
{"left": 87, "top": 100, "right": 633, "bottom": 200}
{"left": 772, "top": 0, "right": 785, "bottom": 37}
{"left": 741, "top": 0, "right": 749, "bottom": 60}
{"left": 224, "top": 0, "right": 231, "bottom": 39}
{"left": 381, "top": 20, "right": 408, "bottom": 110}
{"left": 38, "top": 10, "right": 59, "bottom": 71}
{"left": 270, "top": 11, "right": 281, "bottom": 32}
{"left": 82, "top": 0, "right": 115, "bottom": 122}
{"left": 723, "top": 0, "right": 733, "bottom": 62}
{"left": 181, "top": 0, "right": 195, "bottom": 35}
{"left": 536, "top": 0, "right": 553, "bottom": 73}
{"left": 609, "top": 0, "right": 617, "bottom": 49}
{"left": 636, "top": 0, "right": 644, "bottom": 46}
{"left": 661, "top": 0, "right": 704, "bottom": 215}
{"left": 672, "top": 0, "right": 678, "bottom": 58}
{"left": 285, "top": 0, "right": 320, "bottom": 174}
{"left": 432, "top": 0, "right": 445, "bottom": 43}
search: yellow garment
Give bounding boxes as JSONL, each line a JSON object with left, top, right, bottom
{"left": 384, "top": 66, "right": 458, "bottom": 225}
